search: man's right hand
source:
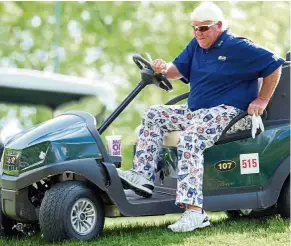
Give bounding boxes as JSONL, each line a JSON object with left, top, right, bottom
{"left": 151, "top": 59, "right": 182, "bottom": 80}
{"left": 151, "top": 59, "right": 168, "bottom": 74}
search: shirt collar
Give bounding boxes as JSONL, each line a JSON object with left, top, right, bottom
{"left": 207, "top": 29, "right": 230, "bottom": 50}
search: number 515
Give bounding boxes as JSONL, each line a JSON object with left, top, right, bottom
{"left": 242, "top": 159, "right": 257, "bottom": 168}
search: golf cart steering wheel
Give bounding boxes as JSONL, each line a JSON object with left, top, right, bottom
{"left": 133, "top": 54, "right": 173, "bottom": 92}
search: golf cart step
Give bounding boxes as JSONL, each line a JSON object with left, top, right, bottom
{"left": 104, "top": 189, "right": 180, "bottom": 218}
{"left": 124, "top": 190, "right": 175, "bottom": 204}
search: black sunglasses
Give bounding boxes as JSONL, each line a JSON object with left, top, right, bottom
{"left": 191, "top": 22, "right": 218, "bottom": 32}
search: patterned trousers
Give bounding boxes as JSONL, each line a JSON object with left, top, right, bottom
{"left": 133, "top": 104, "right": 246, "bottom": 208}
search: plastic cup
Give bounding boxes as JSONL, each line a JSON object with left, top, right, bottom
{"left": 106, "top": 135, "right": 122, "bottom": 156}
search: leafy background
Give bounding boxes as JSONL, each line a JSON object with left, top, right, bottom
{"left": 0, "top": 1, "right": 289, "bottom": 168}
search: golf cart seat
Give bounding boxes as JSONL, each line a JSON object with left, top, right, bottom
{"left": 163, "top": 56, "right": 290, "bottom": 147}
{"left": 286, "top": 51, "right": 290, "bottom": 61}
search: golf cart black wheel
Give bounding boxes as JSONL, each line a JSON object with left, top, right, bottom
{"left": 39, "top": 181, "right": 105, "bottom": 242}
{"left": 226, "top": 207, "right": 277, "bottom": 219}
{"left": 278, "top": 177, "right": 290, "bottom": 219}
{"left": 247, "top": 206, "right": 278, "bottom": 218}
{"left": 225, "top": 210, "right": 242, "bottom": 218}
{"left": 0, "top": 192, "right": 19, "bottom": 237}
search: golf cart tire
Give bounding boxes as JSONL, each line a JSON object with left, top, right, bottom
{"left": 39, "top": 181, "right": 105, "bottom": 242}
{"left": 0, "top": 192, "right": 19, "bottom": 237}
{"left": 226, "top": 206, "right": 278, "bottom": 219}
{"left": 248, "top": 207, "right": 278, "bottom": 218}
{"left": 225, "top": 210, "right": 241, "bottom": 218}
{"left": 278, "top": 177, "right": 290, "bottom": 219}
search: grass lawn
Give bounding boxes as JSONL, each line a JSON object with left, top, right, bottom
{"left": 0, "top": 213, "right": 289, "bottom": 246}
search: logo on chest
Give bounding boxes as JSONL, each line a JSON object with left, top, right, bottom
{"left": 218, "top": 56, "right": 227, "bottom": 61}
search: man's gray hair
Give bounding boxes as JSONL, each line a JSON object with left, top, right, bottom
{"left": 190, "top": 2, "right": 228, "bottom": 31}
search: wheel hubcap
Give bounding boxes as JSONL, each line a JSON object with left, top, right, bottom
{"left": 70, "top": 198, "right": 97, "bottom": 235}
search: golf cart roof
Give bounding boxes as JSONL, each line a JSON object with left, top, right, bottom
{"left": 0, "top": 68, "right": 105, "bottom": 109}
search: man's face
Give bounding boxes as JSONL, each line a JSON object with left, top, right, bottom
{"left": 191, "top": 20, "right": 222, "bottom": 49}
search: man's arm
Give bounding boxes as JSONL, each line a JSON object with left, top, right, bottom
{"left": 164, "top": 63, "right": 183, "bottom": 80}
{"left": 248, "top": 66, "right": 282, "bottom": 116}
{"left": 258, "top": 66, "right": 282, "bottom": 102}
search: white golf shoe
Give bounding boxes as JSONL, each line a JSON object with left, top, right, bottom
{"left": 117, "top": 169, "right": 154, "bottom": 198}
{"left": 168, "top": 210, "right": 210, "bottom": 232}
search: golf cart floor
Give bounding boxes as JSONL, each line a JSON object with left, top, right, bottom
{"left": 124, "top": 189, "right": 175, "bottom": 204}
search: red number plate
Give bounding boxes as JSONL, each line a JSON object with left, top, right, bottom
{"left": 240, "top": 153, "right": 259, "bottom": 174}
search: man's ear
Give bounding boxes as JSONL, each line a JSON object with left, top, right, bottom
{"left": 217, "top": 21, "right": 223, "bottom": 29}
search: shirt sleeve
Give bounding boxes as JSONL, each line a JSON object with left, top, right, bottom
{"left": 240, "top": 39, "right": 285, "bottom": 78}
{"left": 172, "top": 38, "right": 196, "bottom": 83}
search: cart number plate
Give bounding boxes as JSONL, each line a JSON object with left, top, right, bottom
{"left": 240, "top": 153, "right": 259, "bottom": 174}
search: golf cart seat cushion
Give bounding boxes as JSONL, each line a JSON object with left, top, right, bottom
{"left": 163, "top": 131, "right": 181, "bottom": 146}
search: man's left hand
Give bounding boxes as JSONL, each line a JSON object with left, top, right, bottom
{"left": 247, "top": 97, "right": 269, "bottom": 116}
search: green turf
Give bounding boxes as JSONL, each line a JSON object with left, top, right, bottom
{"left": 0, "top": 213, "right": 289, "bottom": 246}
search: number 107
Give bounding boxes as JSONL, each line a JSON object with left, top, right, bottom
{"left": 218, "top": 162, "right": 232, "bottom": 169}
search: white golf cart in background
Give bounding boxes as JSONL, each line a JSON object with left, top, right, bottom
{"left": 0, "top": 68, "right": 111, "bottom": 156}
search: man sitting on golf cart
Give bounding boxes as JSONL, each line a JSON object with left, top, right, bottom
{"left": 118, "top": 2, "right": 285, "bottom": 232}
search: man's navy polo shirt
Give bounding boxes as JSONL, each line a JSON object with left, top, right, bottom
{"left": 172, "top": 30, "right": 285, "bottom": 111}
